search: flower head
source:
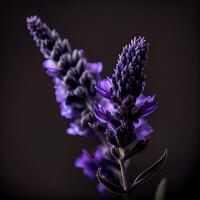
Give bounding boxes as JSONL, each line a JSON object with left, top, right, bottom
{"left": 94, "top": 37, "right": 157, "bottom": 148}
{"left": 75, "top": 145, "right": 120, "bottom": 193}
{"left": 27, "top": 16, "right": 103, "bottom": 136}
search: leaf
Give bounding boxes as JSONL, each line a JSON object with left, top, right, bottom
{"left": 96, "top": 168, "right": 125, "bottom": 194}
{"left": 129, "top": 149, "right": 168, "bottom": 191}
{"left": 155, "top": 178, "right": 167, "bottom": 200}
{"left": 123, "top": 140, "right": 149, "bottom": 161}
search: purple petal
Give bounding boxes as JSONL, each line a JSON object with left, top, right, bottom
{"left": 75, "top": 150, "right": 91, "bottom": 168}
{"left": 54, "top": 78, "right": 67, "bottom": 103}
{"left": 43, "top": 59, "right": 62, "bottom": 77}
{"left": 100, "top": 98, "right": 116, "bottom": 115}
{"left": 60, "top": 102, "right": 75, "bottom": 118}
{"left": 136, "top": 94, "right": 157, "bottom": 117}
{"left": 135, "top": 94, "right": 155, "bottom": 107}
{"left": 97, "top": 183, "right": 106, "bottom": 193}
{"left": 26, "top": 15, "right": 37, "bottom": 23}
{"left": 86, "top": 62, "right": 103, "bottom": 75}
{"left": 75, "top": 150, "right": 97, "bottom": 179}
{"left": 134, "top": 119, "right": 153, "bottom": 140}
{"left": 141, "top": 103, "right": 158, "bottom": 117}
{"left": 66, "top": 122, "right": 86, "bottom": 136}
{"left": 93, "top": 102, "right": 109, "bottom": 123}
{"left": 95, "top": 78, "right": 112, "bottom": 99}
{"left": 94, "top": 145, "right": 105, "bottom": 161}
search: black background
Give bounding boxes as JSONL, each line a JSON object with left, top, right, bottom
{"left": 0, "top": 0, "right": 199, "bottom": 199}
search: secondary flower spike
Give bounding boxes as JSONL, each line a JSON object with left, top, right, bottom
{"left": 75, "top": 145, "right": 120, "bottom": 193}
{"left": 27, "top": 16, "right": 103, "bottom": 136}
{"left": 94, "top": 37, "right": 158, "bottom": 148}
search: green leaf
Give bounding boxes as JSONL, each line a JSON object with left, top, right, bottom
{"left": 96, "top": 168, "right": 125, "bottom": 195}
{"left": 155, "top": 178, "right": 167, "bottom": 200}
{"left": 129, "top": 149, "right": 168, "bottom": 191}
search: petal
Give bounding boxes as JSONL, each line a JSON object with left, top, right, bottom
{"left": 66, "top": 122, "right": 79, "bottom": 135}
{"left": 95, "top": 78, "right": 112, "bottom": 99}
{"left": 97, "top": 183, "right": 106, "bottom": 193}
{"left": 136, "top": 94, "right": 157, "bottom": 117}
{"left": 100, "top": 98, "right": 116, "bottom": 115}
{"left": 66, "top": 122, "right": 86, "bottom": 136}
{"left": 75, "top": 150, "right": 97, "bottom": 179}
{"left": 60, "top": 102, "right": 75, "bottom": 118}
{"left": 75, "top": 149, "right": 91, "bottom": 168}
{"left": 134, "top": 119, "right": 153, "bottom": 140}
{"left": 94, "top": 145, "right": 105, "bottom": 161}
{"left": 93, "top": 102, "right": 110, "bottom": 123}
{"left": 135, "top": 94, "right": 155, "bottom": 107}
{"left": 141, "top": 103, "right": 158, "bottom": 117}
{"left": 43, "top": 59, "right": 62, "bottom": 77}
{"left": 86, "top": 62, "right": 103, "bottom": 75}
{"left": 54, "top": 78, "right": 67, "bottom": 103}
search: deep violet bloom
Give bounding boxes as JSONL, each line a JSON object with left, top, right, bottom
{"left": 75, "top": 145, "right": 120, "bottom": 193}
{"left": 94, "top": 37, "right": 157, "bottom": 148}
{"left": 27, "top": 16, "right": 103, "bottom": 136}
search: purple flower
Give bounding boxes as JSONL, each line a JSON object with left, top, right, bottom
{"left": 111, "top": 37, "right": 149, "bottom": 102}
{"left": 134, "top": 119, "right": 153, "bottom": 140}
{"left": 75, "top": 145, "right": 120, "bottom": 193}
{"left": 86, "top": 62, "right": 103, "bottom": 75}
{"left": 27, "top": 16, "right": 103, "bottom": 136}
{"left": 75, "top": 149, "right": 97, "bottom": 179}
{"left": 94, "top": 37, "right": 157, "bottom": 148}
{"left": 95, "top": 78, "right": 112, "bottom": 100}
{"left": 93, "top": 102, "right": 110, "bottom": 123}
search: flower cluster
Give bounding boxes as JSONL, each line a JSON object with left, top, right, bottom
{"left": 94, "top": 37, "right": 157, "bottom": 149}
{"left": 27, "top": 16, "right": 103, "bottom": 136}
{"left": 75, "top": 145, "right": 120, "bottom": 193}
{"left": 27, "top": 16, "right": 167, "bottom": 198}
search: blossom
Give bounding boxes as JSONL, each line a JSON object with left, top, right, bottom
{"left": 94, "top": 37, "right": 157, "bottom": 148}
{"left": 27, "top": 16, "right": 103, "bottom": 136}
{"left": 75, "top": 145, "right": 120, "bottom": 193}
{"left": 95, "top": 78, "right": 112, "bottom": 100}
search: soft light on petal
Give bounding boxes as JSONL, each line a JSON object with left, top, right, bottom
{"left": 93, "top": 102, "right": 109, "bottom": 123}
{"left": 60, "top": 102, "right": 75, "bottom": 118}
{"left": 136, "top": 94, "right": 157, "bottom": 117}
{"left": 86, "top": 62, "right": 103, "bottom": 75}
{"left": 95, "top": 78, "right": 112, "bottom": 99}
{"left": 43, "top": 59, "right": 62, "bottom": 77}
{"left": 101, "top": 98, "right": 116, "bottom": 115}
{"left": 66, "top": 122, "right": 86, "bottom": 136}
{"left": 74, "top": 150, "right": 97, "bottom": 180}
{"left": 134, "top": 119, "right": 153, "bottom": 140}
{"left": 54, "top": 78, "right": 67, "bottom": 103}
{"left": 136, "top": 94, "right": 155, "bottom": 107}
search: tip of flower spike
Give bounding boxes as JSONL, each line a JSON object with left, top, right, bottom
{"left": 130, "top": 36, "right": 149, "bottom": 49}
{"left": 26, "top": 15, "right": 38, "bottom": 23}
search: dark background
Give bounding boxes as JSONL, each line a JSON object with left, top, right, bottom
{"left": 0, "top": 0, "right": 199, "bottom": 199}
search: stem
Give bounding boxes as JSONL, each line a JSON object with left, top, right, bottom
{"left": 85, "top": 100, "right": 93, "bottom": 112}
{"left": 119, "top": 158, "right": 128, "bottom": 191}
{"left": 119, "top": 148, "right": 128, "bottom": 200}
{"left": 123, "top": 193, "right": 128, "bottom": 200}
